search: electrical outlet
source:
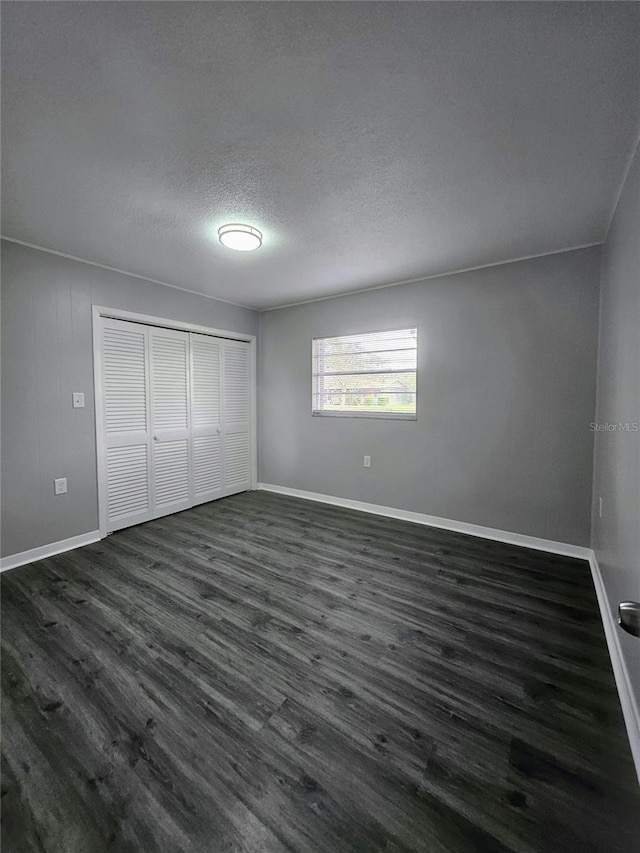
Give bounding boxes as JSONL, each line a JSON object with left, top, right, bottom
{"left": 363, "top": 455, "right": 371, "bottom": 468}
{"left": 54, "top": 477, "right": 67, "bottom": 495}
{"left": 72, "top": 392, "right": 85, "bottom": 409}
{"left": 599, "top": 496, "right": 603, "bottom": 518}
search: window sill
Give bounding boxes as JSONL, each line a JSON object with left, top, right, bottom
{"left": 312, "top": 411, "right": 417, "bottom": 421}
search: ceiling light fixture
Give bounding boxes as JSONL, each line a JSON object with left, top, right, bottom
{"left": 218, "top": 223, "right": 262, "bottom": 252}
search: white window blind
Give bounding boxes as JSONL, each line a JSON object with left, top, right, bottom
{"left": 312, "top": 327, "right": 417, "bottom": 419}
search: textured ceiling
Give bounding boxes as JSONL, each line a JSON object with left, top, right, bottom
{"left": 2, "top": 2, "right": 639, "bottom": 310}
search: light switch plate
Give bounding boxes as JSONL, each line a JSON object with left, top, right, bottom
{"left": 54, "top": 477, "right": 67, "bottom": 495}
{"left": 72, "top": 392, "right": 85, "bottom": 408}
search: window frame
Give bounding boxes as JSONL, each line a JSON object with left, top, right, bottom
{"left": 311, "top": 325, "right": 418, "bottom": 420}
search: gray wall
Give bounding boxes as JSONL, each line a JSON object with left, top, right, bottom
{"left": 0, "top": 240, "right": 258, "bottom": 557}
{"left": 259, "top": 247, "right": 601, "bottom": 546}
{"left": 591, "top": 141, "right": 640, "bottom": 698}
{"left": 1, "top": 239, "right": 605, "bottom": 557}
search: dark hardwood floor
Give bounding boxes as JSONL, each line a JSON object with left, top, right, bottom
{"left": 2, "top": 491, "right": 639, "bottom": 852}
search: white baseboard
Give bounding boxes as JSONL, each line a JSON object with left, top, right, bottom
{"left": 2, "top": 492, "right": 637, "bottom": 784}
{"left": 258, "top": 482, "right": 639, "bottom": 782}
{"left": 588, "top": 553, "right": 640, "bottom": 784}
{"left": 0, "top": 530, "right": 102, "bottom": 573}
{"left": 256, "top": 483, "right": 591, "bottom": 560}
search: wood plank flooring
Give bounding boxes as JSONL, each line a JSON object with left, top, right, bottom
{"left": 2, "top": 491, "right": 639, "bottom": 852}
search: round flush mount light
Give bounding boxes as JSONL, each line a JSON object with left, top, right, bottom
{"left": 218, "top": 223, "right": 262, "bottom": 252}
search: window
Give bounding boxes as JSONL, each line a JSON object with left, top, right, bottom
{"left": 312, "top": 327, "right": 417, "bottom": 419}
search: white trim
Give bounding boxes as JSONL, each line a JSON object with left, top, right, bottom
{"left": 2, "top": 485, "right": 637, "bottom": 782}
{"left": 0, "top": 236, "right": 255, "bottom": 310}
{"left": 249, "top": 337, "right": 258, "bottom": 490}
{"left": 311, "top": 410, "right": 417, "bottom": 420}
{"left": 256, "top": 483, "right": 591, "bottom": 559}
{"left": 2, "top": 235, "right": 604, "bottom": 315}
{"left": 92, "top": 306, "right": 257, "bottom": 538}
{"left": 92, "top": 305, "right": 256, "bottom": 343}
{"left": 0, "top": 531, "right": 102, "bottom": 573}
{"left": 259, "top": 242, "right": 604, "bottom": 312}
{"left": 257, "top": 482, "right": 640, "bottom": 783}
{"left": 258, "top": 483, "right": 640, "bottom": 780}
{"left": 93, "top": 310, "right": 108, "bottom": 537}
{"left": 588, "top": 552, "right": 640, "bottom": 784}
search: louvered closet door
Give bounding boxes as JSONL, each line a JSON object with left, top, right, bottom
{"left": 190, "top": 334, "right": 223, "bottom": 506}
{"left": 101, "top": 318, "right": 153, "bottom": 532}
{"left": 149, "top": 328, "right": 192, "bottom": 519}
{"left": 221, "top": 339, "right": 251, "bottom": 495}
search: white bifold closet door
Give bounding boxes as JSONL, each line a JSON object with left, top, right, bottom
{"left": 149, "top": 327, "right": 192, "bottom": 519}
{"left": 190, "top": 333, "right": 223, "bottom": 505}
{"left": 102, "top": 319, "right": 154, "bottom": 531}
{"left": 100, "top": 318, "right": 251, "bottom": 533}
{"left": 221, "top": 339, "right": 251, "bottom": 495}
{"left": 190, "top": 334, "right": 251, "bottom": 504}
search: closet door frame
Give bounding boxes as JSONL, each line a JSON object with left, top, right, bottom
{"left": 93, "top": 305, "right": 257, "bottom": 540}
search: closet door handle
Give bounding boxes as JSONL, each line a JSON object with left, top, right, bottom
{"left": 153, "top": 435, "right": 159, "bottom": 442}
{"left": 216, "top": 428, "right": 221, "bottom": 435}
